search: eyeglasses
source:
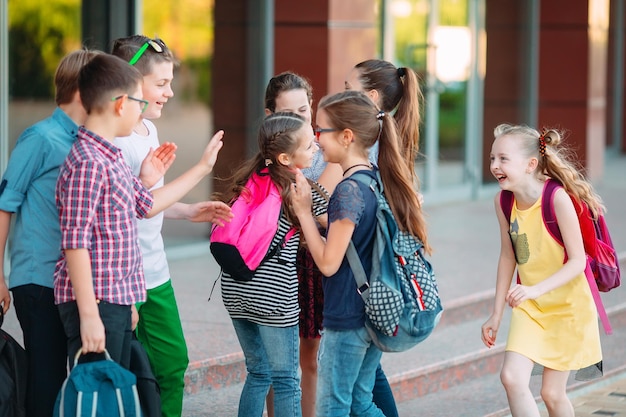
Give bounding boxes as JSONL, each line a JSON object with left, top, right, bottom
{"left": 128, "top": 38, "right": 166, "bottom": 66}
{"left": 111, "top": 95, "right": 149, "bottom": 113}
{"left": 314, "top": 127, "right": 339, "bottom": 140}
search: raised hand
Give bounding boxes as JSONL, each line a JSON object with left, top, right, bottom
{"left": 198, "top": 130, "right": 225, "bottom": 174}
{"left": 139, "top": 142, "right": 178, "bottom": 189}
{"left": 185, "top": 201, "right": 233, "bottom": 225}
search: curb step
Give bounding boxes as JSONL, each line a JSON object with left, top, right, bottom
{"left": 389, "top": 301, "right": 626, "bottom": 404}
{"left": 183, "top": 289, "right": 498, "bottom": 395}
{"left": 183, "top": 301, "right": 626, "bottom": 416}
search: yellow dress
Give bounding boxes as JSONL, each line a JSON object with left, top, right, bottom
{"left": 506, "top": 195, "right": 602, "bottom": 373}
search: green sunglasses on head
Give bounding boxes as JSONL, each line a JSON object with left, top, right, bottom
{"left": 128, "top": 39, "right": 166, "bottom": 66}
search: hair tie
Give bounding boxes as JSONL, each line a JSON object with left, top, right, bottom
{"left": 376, "top": 111, "right": 385, "bottom": 142}
{"left": 538, "top": 131, "right": 547, "bottom": 157}
{"left": 265, "top": 158, "right": 273, "bottom": 166}
{"left": 397, "top": 67, "right": 406, "bottom": 77}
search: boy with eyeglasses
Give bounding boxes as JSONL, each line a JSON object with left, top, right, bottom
{"left": 53, "top": 53, "right": 225, "bottom": 373}
{"left": 0, "top": 48, "right": 101, "bottom": 417}
{"left": 111, "top": 35, "right": 233, "bottom": 417}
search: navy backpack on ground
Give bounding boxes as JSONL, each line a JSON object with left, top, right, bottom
{"left": 346, "top": 171, "right": 443, "bottom": 352}
{"left": 0, "top": 309, "right": 27, "bottom": 417}
{"left": 129, "top": 336, "right": 160, "bottom": 417}
{"left": 54, "top": 349, "right": 142, "bottom": 417}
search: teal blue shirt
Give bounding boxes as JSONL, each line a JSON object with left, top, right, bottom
{"left": 0, "top": 107, "right": 78, "bottom": 289}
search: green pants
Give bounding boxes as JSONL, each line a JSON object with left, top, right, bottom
{"left": 136, "top": 280, "right": 189, "bottom": 417}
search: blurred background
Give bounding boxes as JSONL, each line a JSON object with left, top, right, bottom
{"left": 1, "top": 0, "right": 625, "bottom": 245}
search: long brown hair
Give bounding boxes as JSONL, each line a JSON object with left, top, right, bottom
{"left": 318, "top": 91, "right": 430, "bottom": 253}
{"left": 354, "top": 59, "right": 422, "bottom": 178}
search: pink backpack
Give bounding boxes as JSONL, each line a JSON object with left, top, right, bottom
{"left": 210, "top": 168, "right": 295, "bottom": 281}
{"left": 500, "top": 179, "right": 620, "bottom": 334}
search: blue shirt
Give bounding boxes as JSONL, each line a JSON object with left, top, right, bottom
{"left": 0, "top": 108, "right": 78, "bottom": 289}
{"left": 322, "top": 169, "right": 377, "bottom": 331}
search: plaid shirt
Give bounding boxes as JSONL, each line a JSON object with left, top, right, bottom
{"left": 54, "top": 126, "right": 154, "bottom": 305}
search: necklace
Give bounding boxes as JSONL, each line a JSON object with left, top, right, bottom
{"left": 343, "top": 163, "right": 372, "bottom": 176}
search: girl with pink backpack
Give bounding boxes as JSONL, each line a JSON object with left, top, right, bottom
{"left": 216, "top": 112, "right": 328, "bottom": 417}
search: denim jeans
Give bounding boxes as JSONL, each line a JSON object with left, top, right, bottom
{"left": 316, "top": 327, "right": 385, "bottom": 417}
{"left": 231, "top": 319, "right": 301, "bottom": 417}
{"left": 373, "top": 364, "right": 399, "bottom": 417}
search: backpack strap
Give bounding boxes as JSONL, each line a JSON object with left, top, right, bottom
{"left": 499, "top": 190, "right": 514, "bottom": 224}
{"left": 344, "top": 171, "right": 380, "bottom": 303}
{"left": 346, "top": 242, "right": 371, "bottom": 302}
{"left": 540, "top": 179, "right": 564, "bottom": 245}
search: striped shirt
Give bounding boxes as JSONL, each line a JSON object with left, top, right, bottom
{"left": 54, "top": 126, "right": 153, "bottom": 305}
{"left": 221, "top": 183, "right": 328, "bottom": 327}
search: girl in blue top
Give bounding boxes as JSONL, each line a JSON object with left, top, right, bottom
{"left": 292, "top": 90, "right": 430, "bottom": 416}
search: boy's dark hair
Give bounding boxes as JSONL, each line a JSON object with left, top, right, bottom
{"left": 78, "top": 54, "right": 143, "bottom": 114}
{"left": 55, "top": 49, "right": 102, "bottom": 106}
{"left": 111, "top": 35, "right": 178, "bottom": 76}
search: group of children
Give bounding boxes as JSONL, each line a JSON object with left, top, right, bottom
{"left": 0, "top": 34, "right": 606, "bottom": 417}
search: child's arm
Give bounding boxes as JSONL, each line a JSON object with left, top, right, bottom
{"left": 164, "top": 201, "right": 233, "bottom": 226}
{"left": 481, "top": 192, "right": 517, "bottom": 348}
{"left": 64, "top": 248, "right": 106, "bottom": 353}
{"left": 147, "top": 130, "right": 224, "bottom": 217}
{"left": 0, "top": 210, "right": 12, "bottom": 313}
{"left": 292, "top": 170, "right": 354, "bottom": 276}
{"left": 505, "top": 188, "right": 586, "bottom": 307}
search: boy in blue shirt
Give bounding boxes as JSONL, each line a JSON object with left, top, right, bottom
{"left": 0, "top": 49, "right": 101, "bottom": 417}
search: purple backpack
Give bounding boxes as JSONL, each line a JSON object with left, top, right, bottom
{"left": 500, "top": 179, "right": 620, "bottom": 334}
{"left": 210, "top": 168, "right": 295, "bottom": 281}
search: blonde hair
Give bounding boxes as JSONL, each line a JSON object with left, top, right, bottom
{"left": 493, "top": 123, "right": 605, "bottom": 217}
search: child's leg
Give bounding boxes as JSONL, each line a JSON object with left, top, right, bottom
{"left": 372, "top": 364, "right": 398, "bottom": 417}
{"left": 350, "top": 342, "right": 385, "bottom": 417}
{"left": 316, "top": 328, "right": 384, "bottom": 417}
{"left": 231, "top": 319, "right": 272, "bottom": 417}
{"left": 13, "top": 284, "right": 68, "bottom": 417}
{"left": 500, "top": 351, "right": 540, "bottom": 417}
{"left": 136, "top": 280, "right": 189, "bottom": 417}
{"left": 300, "top": 337, "right": 320, "bottom": 417}
{"left": 540, "top": 368, "right": 573, "bottom": 417}
{"left": 259, "top": 324, "right": 301, "bottom": 417}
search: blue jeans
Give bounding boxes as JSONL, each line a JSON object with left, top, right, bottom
{"left": 231, "top": 319, "right": 301, "bottom": 417}
{"left": 373, "top": 365, "right": 398, "bottom": 417}
{"left": 316, "top": 327, "right": 385, "bottom": 417}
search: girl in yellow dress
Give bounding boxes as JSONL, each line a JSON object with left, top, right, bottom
{"left": 481, "top": 124, "right": 603, "bottom": 417}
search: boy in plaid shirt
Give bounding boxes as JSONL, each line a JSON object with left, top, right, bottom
{"left": 54, "top": 53, "right": 224, "bottom": 368}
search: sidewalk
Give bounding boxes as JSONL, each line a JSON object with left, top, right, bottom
{"left": 2, "top": 154, "right": 625, "bottom": 416}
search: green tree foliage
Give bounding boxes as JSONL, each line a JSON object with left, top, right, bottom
{"left": 143, "top": 0, "right": 214, "bottom": 106}
{"left": 8, "top": 0, "right": 214, "bottom": 103}
{"left": 8, "top": 0, "right": 80, "bottom": 98}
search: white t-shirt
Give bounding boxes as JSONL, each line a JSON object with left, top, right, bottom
{"left": 115, "top": 119, "right": 170, "bottom": 289}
